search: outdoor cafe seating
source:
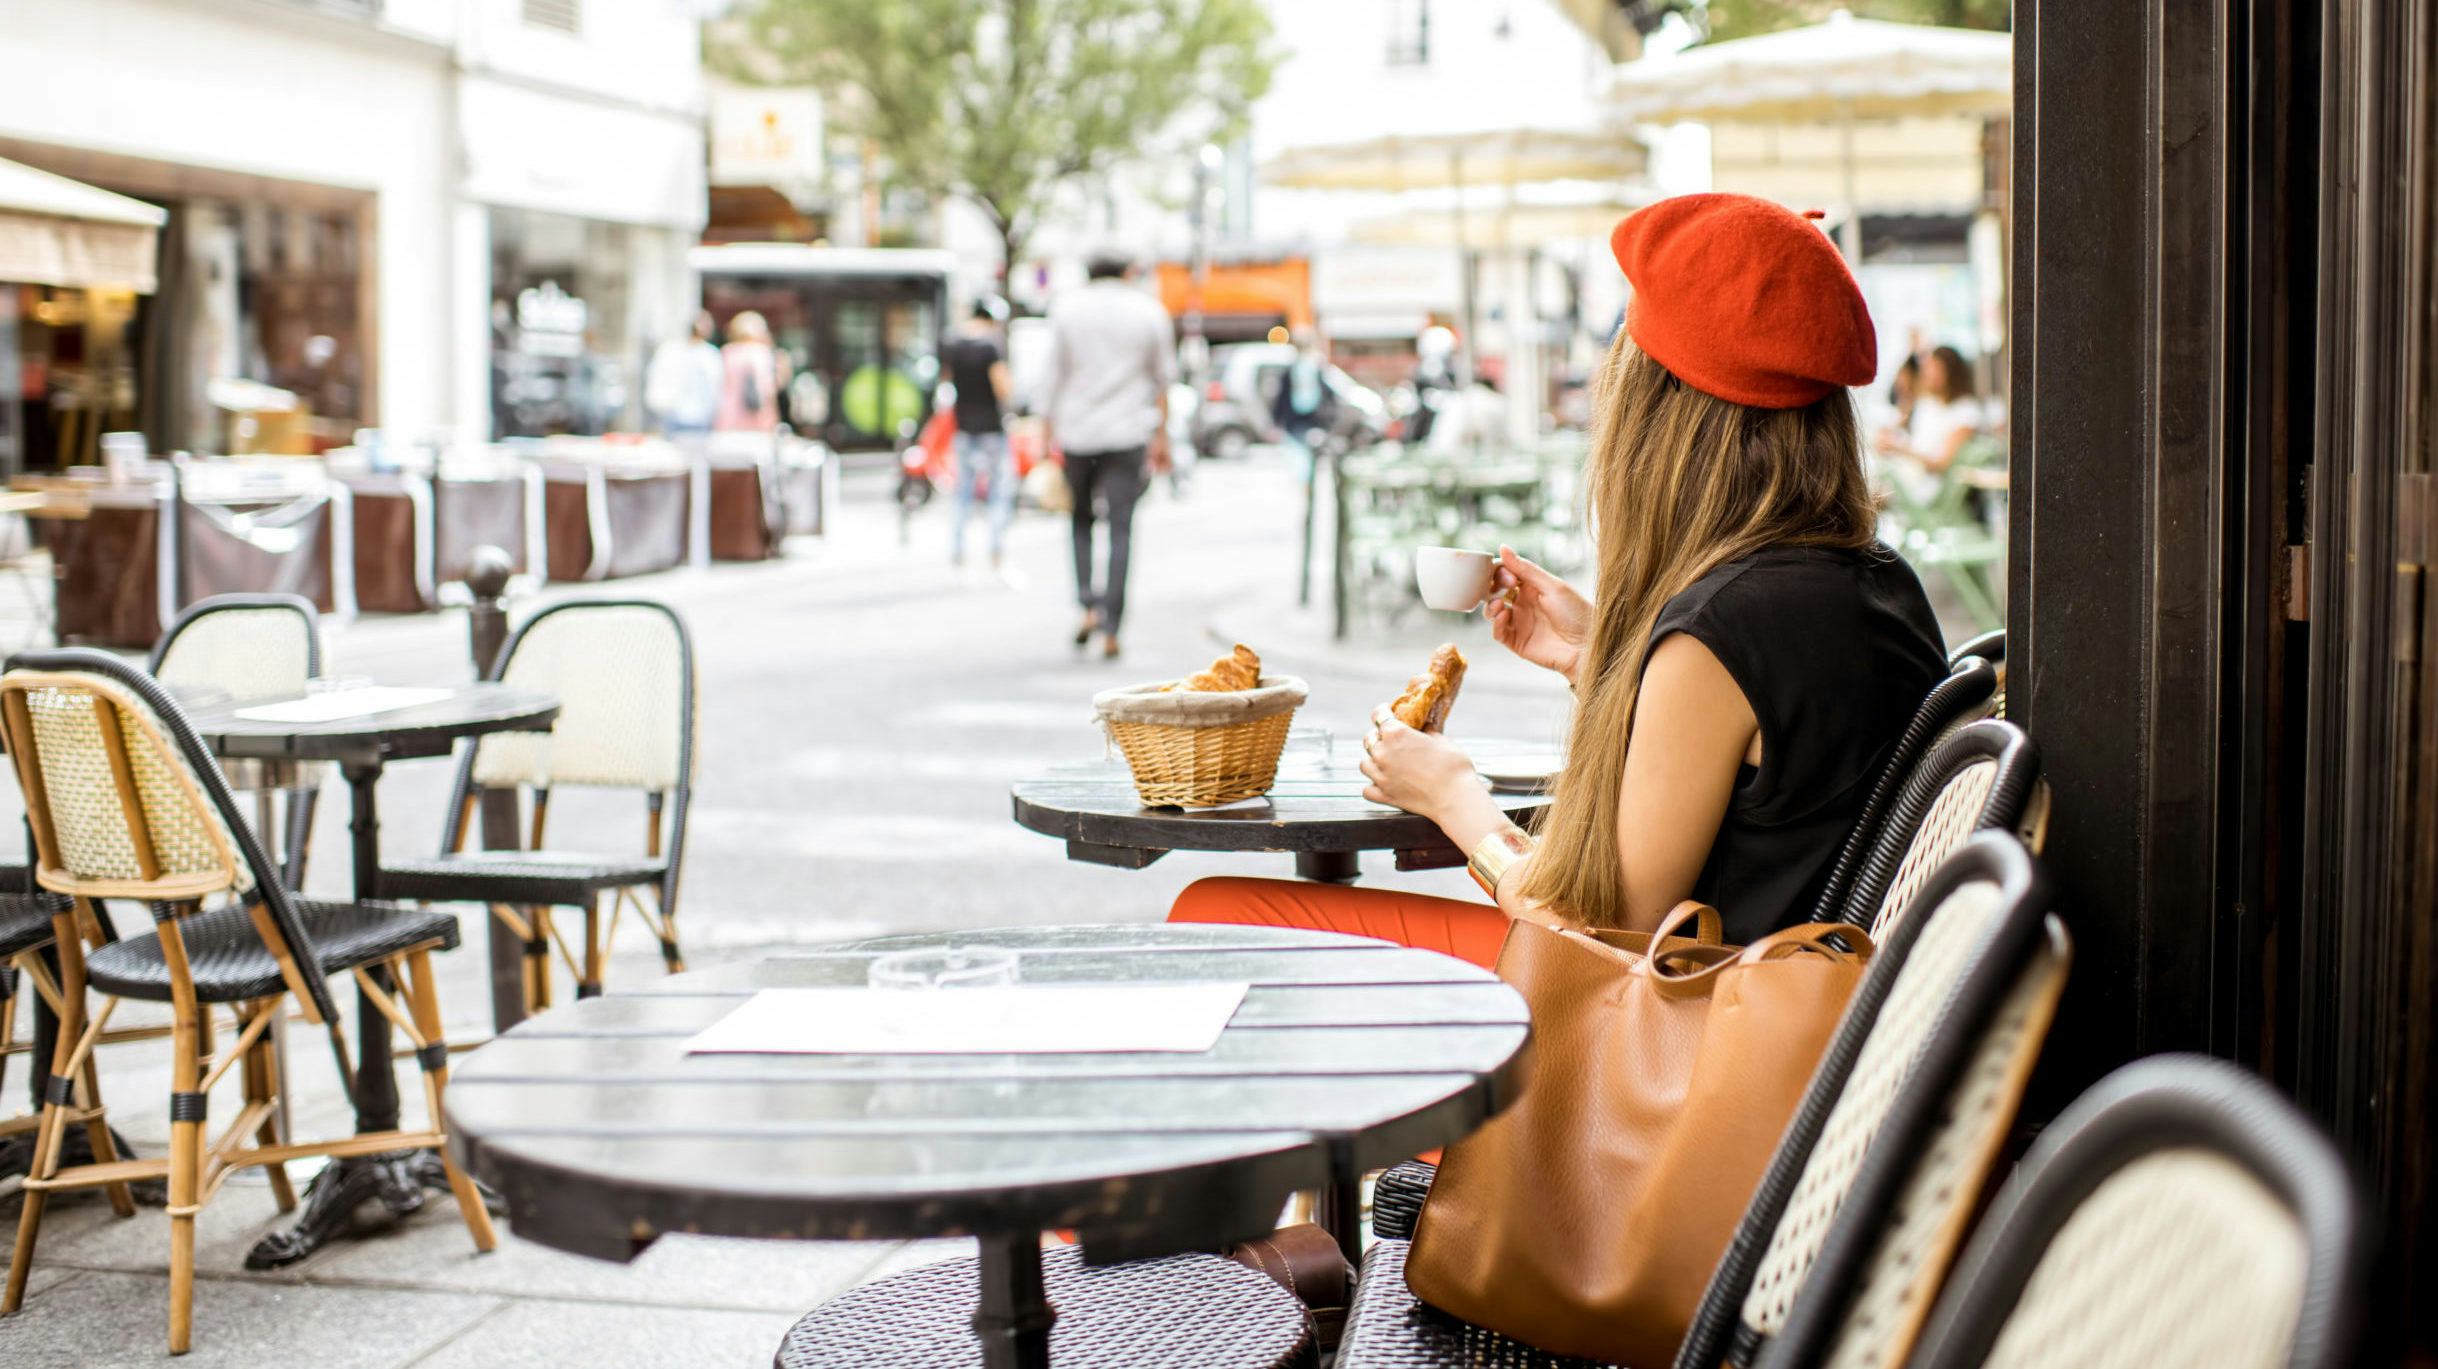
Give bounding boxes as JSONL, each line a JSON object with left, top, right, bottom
{"left": 0, "top": 650, "right": 494, "bottom": 1355}
{"left": 377, "top": 598, "right": 698, "bottom": 1010}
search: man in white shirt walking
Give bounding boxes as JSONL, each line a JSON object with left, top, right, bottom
{"left": 1043, "top": 250, "right": 1177, "bottom": 659}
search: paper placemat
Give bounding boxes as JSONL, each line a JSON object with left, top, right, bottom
{"left": 233, "top": 686, "right": 452, "bottom": 725}
{"left": 685, "top": 983, "right": 1250, "bottom": 1055}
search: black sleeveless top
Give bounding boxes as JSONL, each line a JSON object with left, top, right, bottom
{"left": 1647, "top": 543, "right": 1946, "bottom": 943}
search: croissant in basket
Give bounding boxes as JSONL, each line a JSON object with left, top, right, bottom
{"left": 1388, "top": 644, "right": 1467, "bottom": 733}
{"left": 1172, "top": 644, "right": 1263, "bottom": 692}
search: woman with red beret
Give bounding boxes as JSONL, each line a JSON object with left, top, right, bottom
{"left": 1172, "top": 193, "right": 1948, "bottom": 957}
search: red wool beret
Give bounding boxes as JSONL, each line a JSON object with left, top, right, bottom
{"left": 1610, "top": 193, "right": 1878, "bottom": 409}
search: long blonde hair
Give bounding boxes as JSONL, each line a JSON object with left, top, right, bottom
{"left": 1519, "top": 337, "right": 1877, "bottom": 926}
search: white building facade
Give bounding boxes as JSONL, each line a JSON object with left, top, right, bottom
{"left": 0, "top": 0, "right": 706, "bottom": 457}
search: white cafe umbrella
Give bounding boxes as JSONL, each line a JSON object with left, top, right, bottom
{"left": 0, "top": 157, "right": 167, "bottom": 292}
{"left": 1607, "top": 9, "right": 2009, "bottom": 258}
{"left": 1262, "top": 128, "right": 1647, "bottom": 391}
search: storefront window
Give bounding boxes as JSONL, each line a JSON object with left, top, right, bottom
{"left": 489, "top": 206, "right": 636, "bottom": 439}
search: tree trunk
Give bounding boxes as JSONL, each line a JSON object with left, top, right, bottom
{"left": 998, "top": 220, "right": 1027, "bottom": 304}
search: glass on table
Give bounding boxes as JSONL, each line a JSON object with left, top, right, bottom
{"left": 1281, "top": 724, "right": 1335, "bottom": 776}
{"left": 306, "top": 674, "right": 374, "bottom": 696}
{"left": 867, "top": 946, "right": 1020, "bottom": 990}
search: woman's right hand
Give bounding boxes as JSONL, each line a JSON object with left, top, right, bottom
{"left": 1486, "top": 545, "right": 1591, "bottom": 686}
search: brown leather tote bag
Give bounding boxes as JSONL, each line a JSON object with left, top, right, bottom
{"left": 1406, "top": 903, "right": 1871, "bottom": 1367}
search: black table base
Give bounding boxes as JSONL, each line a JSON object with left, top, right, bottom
{"left": 246, "top": 761, "right": 495, "bottom": 1266}
{"left": 244, "top": 1148, "right": 477, "bottom": 1269}
{"left": 974, "top": 1233, "right": 1057, "bottom": 1369}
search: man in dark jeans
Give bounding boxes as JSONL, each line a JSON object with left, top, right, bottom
{"left": 1043, "top": 250, "right": 1178, "bottom": 659}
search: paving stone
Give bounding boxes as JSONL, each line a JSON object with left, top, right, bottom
{"left": 403, "top": 1298, "right": 798, "bottom": 1369}
{"left": 0, "top": 1268, "right": 496, "bottom": 1369}
{"left": 310, "top": 1217, "right": 906, "bottom": 1315}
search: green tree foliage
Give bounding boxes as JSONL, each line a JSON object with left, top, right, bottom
{"left": 714, "top": 0, "right": 1277, "bottom": 276}
{"left": 1697, "top": 0, "right": 2009, "bottom": 41}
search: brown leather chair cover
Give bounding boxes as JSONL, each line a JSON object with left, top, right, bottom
{"left": 179, "top": 497, "right": 335, "bottom": 613}
{"left": 545, "top": 471, "right": 689, "bottom": 581}
{"left": 708, "top": 465, "right": 779, "bottom": 561}
{"left": 49, "top": 506, "right": 163, "bottom": 647}
{"left": 435, "top": 475, "right": 529, "bottom": 583}
{"left": 350, "top": 482, "right": 428, "bottom": 614}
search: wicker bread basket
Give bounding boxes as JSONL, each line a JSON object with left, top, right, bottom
{"left": 1093, "top": 675, "right": 1309, "bottom": 807}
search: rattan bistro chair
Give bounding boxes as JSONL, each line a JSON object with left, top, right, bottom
{"left": 148, "top": 593, "right": 326, "bottom": 886}
{"left": 1905, "top": 1055, "right": 2365, "bottom": 1369}
{"left": 0, "top": 872, "right": 136, "bottom": 1214}
{"left": 0, "top": 649, "right": 494, "bottom": 1355}
{"left": 1840, "top": 720, "right": 2045, "bottom": 940}
{"left": 379, "top": 599, "right": 694, "bottom": 1010}
{"left": 1366, "top": 718, "right": 2048, "bottom": 1241}
{"left": 1338, "top": 833, "right": 2068, "bottom": 1369}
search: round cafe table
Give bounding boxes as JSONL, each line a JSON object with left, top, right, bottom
{"left": 445, "top": 923, "right": 1531, "bottom": 1369}
{"left": 179, "top": 682, "right": 560, "bottom": 1269}
{"left": 1011, "top": 739, "right": 1560, "bottom": 882}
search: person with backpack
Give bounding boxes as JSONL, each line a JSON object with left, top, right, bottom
{"left": 716, "top": 310, "right": 788, "bottom": 433}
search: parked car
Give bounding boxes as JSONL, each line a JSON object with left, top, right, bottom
{"left": 1191, "top": 343, "right": 1388, "bottom": 459}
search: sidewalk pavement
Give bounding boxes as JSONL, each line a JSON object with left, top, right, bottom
{"left": 0, "top": 453, "right": 1570, "bottom": 1368}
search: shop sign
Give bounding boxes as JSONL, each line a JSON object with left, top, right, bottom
{"left": 712, "top": 85, "right": 824, "bottom": 188}
{"left": 516, "top": 280, "right": 588, "bottom": 357}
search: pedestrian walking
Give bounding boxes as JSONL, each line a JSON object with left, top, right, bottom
{"left": 1271, "top": 328, "right": 1337, "bottom": 465}
{"left": 1043, "top": 250, "right": 1177, "bottom": 659}
{"left": 716, "top": 310, "right": 790, "bottom": 433}
{"left": 944, "top": 297, "right": 1016, "bottom": 571}
{"left": 645, "top": 312, "right": 723, "bottom": 438}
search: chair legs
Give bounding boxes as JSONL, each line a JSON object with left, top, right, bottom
{"left": 496, "top": 885, "right": 686, "bottom": 1010}
{"left": 579, "top": 898, "right": 604, "bottom": 1000}
{"left": 399, "top": 949, "right": 495, "bottom": 1255}
{"left": 166, "top": 981, "right": 209, "bottom": 1354}
{"left": 242, "top": 1006, "right": 294, "bottom": 1213}
{"left": 3, "top": 919, "right": 134, "bottom": 1321}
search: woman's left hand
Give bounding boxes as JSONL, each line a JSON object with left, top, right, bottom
{"left": 1359, "top": 707, "right": 1479, "bottom": 824}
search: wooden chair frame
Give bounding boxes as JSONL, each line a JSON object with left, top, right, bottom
{"left": 432, "top": 597, "right": 696, "bottom": 1012}
{"left": 0, "top": 654, "right": 493, "bottom": 1354}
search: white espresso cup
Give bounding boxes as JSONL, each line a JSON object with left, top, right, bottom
{"left": 1415, "top": 546, "right": 1497, "bottom": 612}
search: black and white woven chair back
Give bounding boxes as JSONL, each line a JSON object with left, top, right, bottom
{"left": 1808, "top": 656, "right": 1999, "bottom": 923}
{"left": 1905, "top": 1055, "right": 2364, "bottom": 1369}
{"left": 453, "top": 598, "right": 691, "bottom": 789}
{"left": 0, "top": 648, "right": 339, "bottom": 1022}
{"left": 1744, "top": 839, "right": 2069, "bottom": 1369}
{"left": 149, "top": 592, "right": 322, "bottom": 703}
{"left": 1946, "top": 630, "right": 2003, "bottom": 671}
{"left": 1841, "top": 720, "right": 2043, "bottom": 941}
{"left": 1676, "top": 833, "right": 2065, "bottom": 1369}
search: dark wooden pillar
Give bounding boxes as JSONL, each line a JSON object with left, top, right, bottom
{"left": 2010, "top": 0, "right": 2263, "bottom": 1102}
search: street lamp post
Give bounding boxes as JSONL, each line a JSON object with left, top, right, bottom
{"left": 1183, "top": 142, "right": 1224, "bottom": 387}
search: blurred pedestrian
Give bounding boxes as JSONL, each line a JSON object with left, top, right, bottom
{"left": 945, "top": 297, "right": 1016, "bottom": 571}
{"left": 1874, "top": 344, "right": 1983, "bottom": 502}
{"left": 1271, "top": 328, "right": 1337, "bottom": 462}
{"left": 716, "top": 310, "right": 790, "bottom": 433}
{"left": 1043, "top": 250, "right": 1177, "bottom": 659}
{"left": 645, "top": 311, "right": 722, "bottom": 438}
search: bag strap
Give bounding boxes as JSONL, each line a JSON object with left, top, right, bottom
{"left": 1643, "top": 901, "right": 1744, "bottom": 998}
{"left": 1744, "top": 921, "right": 1877, "bottom": 965}
{"left": 1652, "top": 900, "right": 1724, "bottom": 946}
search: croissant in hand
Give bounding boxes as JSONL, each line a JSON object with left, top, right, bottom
{"left": 1388, "top": 644, "right": 1467, "bottom": 733}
